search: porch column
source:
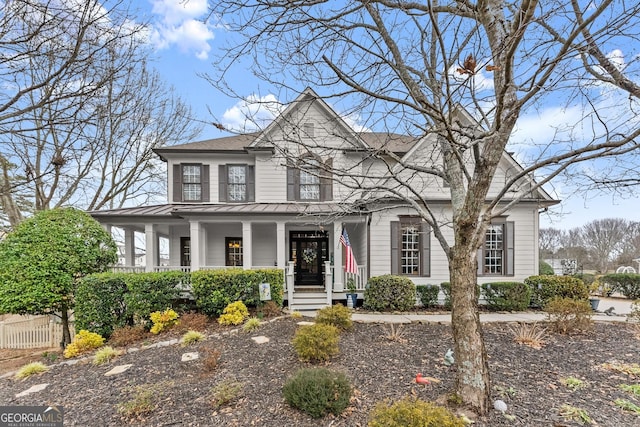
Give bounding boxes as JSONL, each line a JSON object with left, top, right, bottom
{"left": 276, "top": 221, "right": 286, "bottom": 268}
{"left": 334, "top": 222, "right": 344, "bottom": 291}
{"left": 189, "top": 220, "right": 202, "bottom": 271}
{"left": 242, "top": 221, "right": 253, "bottom": 269}
{"left": 124, "top": 228, "right": 135, "bottom": 267}
{"left": 144, "top": 224, "right": 159, "bottom": 272}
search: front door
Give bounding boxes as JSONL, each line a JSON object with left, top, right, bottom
{"left": 290, "top": 231, "right": 328, "bottom": 286}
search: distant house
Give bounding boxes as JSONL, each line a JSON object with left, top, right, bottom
{"left": 90, "top": 88, "right": 558, "bottom": 309}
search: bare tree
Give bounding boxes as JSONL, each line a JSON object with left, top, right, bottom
{"left": 582, "top": 218, "right": 632, "bottom": 273}
{"left": 539, "top": 228, "right": 566, "bottom": 259}
{"left": 0, "top": 0, "right": 201, "bottom": 229}
{"left": 209, "top": 0, "right": 640, "bottom": 412}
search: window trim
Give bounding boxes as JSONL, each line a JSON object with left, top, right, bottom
{"left": 219, "top": 164, "right": 255, "bottom": 203}
{"left": 390, "top": 217, "right": 431, "bottom": 277}
{"left": 173, "top": 163, "right": 210, "bottom": 203}
{"left": 287, "top": 154, "right": 332, "bottom": 202}
{"left": 478, "top": 220, "right": 515, "bottom": 277}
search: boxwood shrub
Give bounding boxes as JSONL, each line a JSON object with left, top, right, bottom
{"left": 602, "top": 273, "right": 640, "bottom": 299}
{"left": 480, "top": 282, "right": 531, "bottom": 311}
{"left": 123, "top": 271, "right": 184, "bottom": 326}
{"left": 191, "top": 268, "right": 284, "bottom": 316}
{"left": 416, "top": 285, "right": 440, "bottom": 308}
{"left": 76, "top": 273, "right": 130, "bottom": 338}
{"left": 524, "top": 275, "right": 588, "bottom": 308}
{"left": 364, "top": 275, "right": 416, "bottom": 312}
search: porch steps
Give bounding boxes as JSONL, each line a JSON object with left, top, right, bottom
{"left": 288, "top": 289, "right": 330, "bottom": 311}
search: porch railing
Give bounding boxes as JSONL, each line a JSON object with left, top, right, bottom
{"left": 331, "top": 265, "right": 367, "bottom": 291}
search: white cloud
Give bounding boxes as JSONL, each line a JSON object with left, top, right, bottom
{"left": 222, "top": 94, "right": 284, "bottom": 132}
{"left": 149, "top": 0, "right": 215, "bottom": 59}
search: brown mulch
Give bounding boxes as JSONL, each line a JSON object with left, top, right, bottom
{"left": 1, "top": 318, "right": 640, "bottom": 426}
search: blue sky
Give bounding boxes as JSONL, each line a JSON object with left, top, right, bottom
{"left": 136, "top": 0, "right": 640, "bottom": 231}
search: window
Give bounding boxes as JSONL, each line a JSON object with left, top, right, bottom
{"left": 219, "top": 165, "right": 254, "bottom": 202}
{"left": 173, "top": 163, "right": 209, "bottom": 202}
{"left": 182, "top": 165, "right": 202, "bottom": 201}
{"left": 287, "top": 155, "right": 332, "bottom": 201}
{"left": 225, "top": 238, "right": 243, "bottom": 266}
{"left": 391, "top": 218, "right": 430, "bottom": 276}
{"left": 180, "top": 237, "right": 190, "bottom": 266}
{"left": 299, "top": 159, "right": 320, "bottom": 200}
{"left": 478, "top": 221, "right": 514, "bottom": 276}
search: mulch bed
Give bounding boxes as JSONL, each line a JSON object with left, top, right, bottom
{"left": 1, "top": 317, "right": 640, "bottom": 426}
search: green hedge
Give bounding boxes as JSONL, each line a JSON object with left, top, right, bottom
{"left": 524, "top": 275, "right": 588, "bottom": 307}
{"left": 602, "top": 273, "right": 640, "bottom": 299}
{"left": 75, "top": 271, "right": 184, "bottom": 335}
{"left": 480, "top": 282, "right": 531, "bottom": 311}
{"left": 539, "top": 260, "right": 555, "bottom": 275}
{"left": 191, "top": 268, "right": 284, "bottom": 316}
{"left": 364, "top": 275, "right": 416, "bottom": 312}
{"left": 75, "top": 273, "right": 129, "bottom": 338}
{"left": 123, "top": 271, "right": 184, "bottom": 326}
{"left": 415, "top": 285, "right": 439, "bottom": 308}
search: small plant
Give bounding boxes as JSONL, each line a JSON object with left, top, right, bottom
{"left": 15, "top": 362, "right": 49, "bottom": 379}
{"left": 620, "top": 384, "right": 640, "bottom": 396}
{"left": 258, "top": 300, "right": 282, "bottom": 318}
{"left": 560, "top": 376, "right": 585, "bottom": 390}
{"left": 218, "top": 301, "right": 249, "bottom": 326}
{"left": 292, "top": 323, "right": 340, "bottom": 362}
{"left": 243, "top": 317, "right": 262, "bottom": 332}
{"left": 383, "top": 323, "right": 407, "bottom": 343}
{"left": 446, "top": 393, "right": 463, "bottom": 406}
{"left": 602, "top": 362, "right": 640, "bottom": 377}
{"left": 149, "top": 308, "right": 179, "bottom": 334}
{"left": 174, "top": 312, "right": 210, "bottom": 333}
{"left": 368, "top": 397, "right": 465, "bottom": 427}
{"left": 93, "top": 346, "right": 121, "bottom": 365}
{"left": 283, "top": 368, "right": 352, "bottom": 419}
{"left": 509, "top": 322, "right": 547, "bottom": 349}
{"left": 559, "top": 404, "right": 592, "bottom": 425}
{"left": 181, "top": 330, "right": 205, "bottom": 346}
{"left": 211, "top": 378, "right": 244, "bottom": 408}
{"left": 544, "top": 297, "right": 593, "bottom": 334}
{"left": 41, "top": 351, "right": 59, "bottom": 363}
{"left": 494, "top": 385, "right": 517, "bottom": 399}
{"left": 109, "top": 325, "right": 148, "bottom": 347}
{"left": 629, "top": 299, "right": 640, "bottom": 323}
{"left": 63, "top": 330, "right": 105, "bottom": 358}
{"left": 201, "top": 348, "right": 221, "bottom": 372}
{"left": 118, "top": 385, "right": 160, "bottom": 419}
{"left": 615, "top": 398, "right": 640, "bottom": 414}
{"left": 290, "top": 311, "right": 303, "bottom": 319}
{"left": 315, "top": 304, "right": 353, "bottom": 331}
{"left": 346, "top": 278, "right": 357, "bottom": 293}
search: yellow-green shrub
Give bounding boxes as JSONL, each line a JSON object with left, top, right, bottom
{"left": 93, "top": 346, "right": 121, "bottom": 365}
{"left": 181, "top": 330, "right": 205, "bottom": 346}
{"left": 64, "top": 330, "right": 105, "bottom": 358}
{"left": 292, "top": 323, "right": 340, "bottom": 362}
{"left": 15, "top": 362, "right": 49, "bottom": 379}
{"left": 368, "top": 397, "right": 465, "bottom": 427}
{"left": 149, "top": 308, "right": 180, "bottom": 334}
{"left": 315, "top": 304, "right": 353, "bottom": 331}
{"left": 218, "top": 301, "right": 249, "bottom": 326}
{"left": 544, "top": 297, "right": 593, "bottom": 334}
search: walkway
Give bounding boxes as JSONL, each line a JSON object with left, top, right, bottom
{"left": 304, "top": 297, "right": 636, "bottom": 324}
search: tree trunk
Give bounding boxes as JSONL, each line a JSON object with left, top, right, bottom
{"left": 60, "top": 304, "right": 72, "bottom": 349}
{"left": 449, "top": 245, "right": 491, "bottom": 414}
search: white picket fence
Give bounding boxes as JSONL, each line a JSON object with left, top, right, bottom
{"left": 0, "top": 315, "right": 74, "bottom": 349}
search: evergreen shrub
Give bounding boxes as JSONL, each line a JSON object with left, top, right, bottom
{"left": 283, "top": 368, "right": 351, "bottom": 418}
{"left": 292, "top": 323, "right": 339, "bottom": 362}
{"left": 364, "top": 275, "right": 416, "bottom": 312}
{"left": 367, "top": 397, "right": 465, "bottom": 427}
{"left": 416, "top": 285, "right": 440, "bottom": 308}
{"left": 481, "top": 282, "right": 531, "bottom": 311}
{"left": 524, "top": 275, "right": 588, "bottom": 307}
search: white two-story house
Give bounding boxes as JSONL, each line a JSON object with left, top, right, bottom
{"left": 90, "top": 88, "right": 558, "bottom": 309}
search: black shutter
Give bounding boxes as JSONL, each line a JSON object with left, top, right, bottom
{"left": 505, "top": 221, "right": 514, "bottom": 276}
{"left": 173, "top": 164, "right": 182, "bottom": 202}
{"left": 218, "top": 165, "right": 227, "bottom": 202}
{"left": 247, "top": 165, "right": 255, "bottom": 202}
{"left": 287, "top": 166, "right": 299, "bottom": 201}
{"left": 202, "top": 165, "right": 210, "bottom": 202}
{"left": 390, "top": 221, "right": 399, "bottom": 274}
{"left": 420, "top": 223, "right": 431, "bottom": 276}
{"left": 320, "top": 158, "right": 333, "bottom": 201}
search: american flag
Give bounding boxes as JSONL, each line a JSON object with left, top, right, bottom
{"left": 340, "top": 227, "right": 358, "bottom": 274}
